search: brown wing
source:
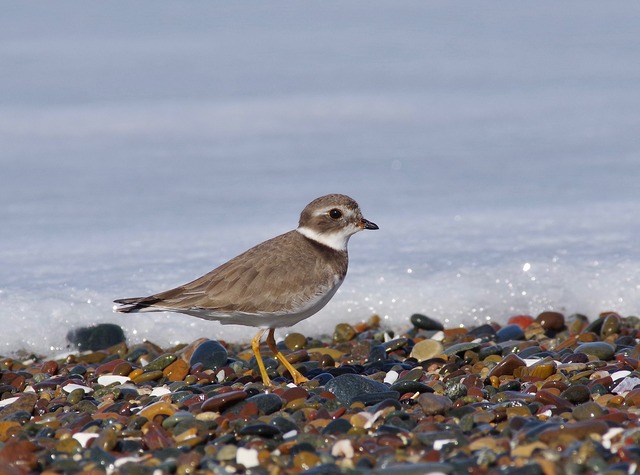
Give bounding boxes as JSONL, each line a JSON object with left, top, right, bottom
{"left": 120, "top": 230, "right": 347, "bottom": 314}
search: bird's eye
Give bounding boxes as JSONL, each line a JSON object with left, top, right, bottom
{"left": 329, "top": 208, "right": 342, "bottom": 219}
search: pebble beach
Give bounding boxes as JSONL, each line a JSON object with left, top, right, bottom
{"left": 1, "top": 311, "right": 639, "bottom": 474}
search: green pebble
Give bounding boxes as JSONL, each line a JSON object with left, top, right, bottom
{"left": 284, "top": 332, "right": 307, "bottom": 351}
{"left": 144, "top": 354, "right": 178, "bottom": 371}
{"left": 600, "top": 313, "right": 620, "bottom": 337}
{"left": 396, "top": 367, "right": 424, "bottom": 382}
{"left": 133, "top": 370, "right": 164, "bottom": 384}
{"left": 94, "top": 387, "right": 121, "bottom": 400}
{"left": 333, "top": 323, "right": 356, "bottom": 343}
{"left": 66, "top": 388, "right": 86, "bottom": 405}
{"left": 55, "top": 438, "right": 82, "bottom": 454}
{"left": 575, "top": 342, "right": 615, "bottom": 361}
{"left": 113, "top": 362, "right": 133, "bottom": 376}
{"left": 33, "top": 373, "right": 49, "bottom": 383}
{"left": 163, "top": 411, "right": 196, "bottom": 430}
{"left": 409, "top": 340, "right": 444, "bottom": 362}
{"left": 94, "top": 429, "right": 118, "bottom": 451}
{"left": 216, "top": 444, "right": 237, "bottom": 461}
{"left": 573, "top": 401, "right": 606, "bottom": 421}
{"left": 76, "top": 400, "right": 99, "bottom": 414}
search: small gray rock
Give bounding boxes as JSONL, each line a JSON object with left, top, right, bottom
{"left": 325, "top": 374, "right": 391, "bottom": 405}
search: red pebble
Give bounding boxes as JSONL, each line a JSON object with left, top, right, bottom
{"left": 40, "top": 360, "right": 59, "bottom": 375}
{"left": 535, "top": 389, "right": 573, "bottom": 410}
{"left": 467, "top": 387, "right": 484, "bottom": 398}
{"left": 507, "top": 315, "right": 534, "bottom": 329}
{"left": 95, "top": 359, "right": 129, "bottom": 375}
{"left": 201, "top": 390, "right": 247, "bottom": 412}
{"left": 143, "top": 422, "right": 174, "bottom": 450}
{"left": 281, "top": 386, "right": 309, "bottom": 403}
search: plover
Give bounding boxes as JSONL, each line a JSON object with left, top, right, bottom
{"left": 114, "top": 194, "right": 378, "bottom": 385}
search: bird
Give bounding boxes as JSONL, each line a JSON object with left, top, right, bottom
{"left": 114, "top": 194, "right": 378, "bottom": 385}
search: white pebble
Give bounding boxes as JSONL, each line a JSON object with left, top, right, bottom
{"left": 612, "top": 377, "right": 640, "bottom": 395}
{"left": 384, "top": 370, "right": 399, "bottom": 384}
{"left": 433, "top": 438, "right": 457, "bottom": 450}
{"left": 611, "top": 370, "right": 631, "bottom": 381}
{"left": 363, "top": 409, "right": 385, "bottom": 429}
{"left": 331, "top": 439, "right": 354, "bottom": 458}
{"left": 72, "top": 432, "right": 99, "bottom": 447}
{"left": 431, "top": 331, "right": 445, "bottom": 341}
{"left": 523, "top": 358, "right": 543, "bottom": 367}
{"left": 601, "top": 427, "right": 625, "bottom": 450}
{"left": 97, "top": 375, "right": 130, "bottom": 386}
{"left": 63, "top": 383, "right": 93, "bottom": 394}
{"left": 149, "top": 386, "right": 172, "bottom": 397}
{"left": 282, "top": 429, "right": 298, "bottom": 440}
{"left": 236, "top": 447, "right": 260, "bottom": 468}
{"left": 114, "top": 456, "right": 147, "bottom": 468}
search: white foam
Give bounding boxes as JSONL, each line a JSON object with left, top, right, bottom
{"left": 1, "top": 3, "right": 639, "bottom": 356}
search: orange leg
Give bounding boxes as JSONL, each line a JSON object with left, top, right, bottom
{"left": 251, "top": 328, "right": 271, "bottom": 386}
{"left": 266, "top": 328, "right": 308, "bottom": 385}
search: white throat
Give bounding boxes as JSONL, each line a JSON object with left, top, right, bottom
{"left": 297, "top": 226, "right": 352, "bottom": 251}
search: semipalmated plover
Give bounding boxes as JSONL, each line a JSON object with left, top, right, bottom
{"left": 114, "top": 194, "right": 378, "bottom": 385}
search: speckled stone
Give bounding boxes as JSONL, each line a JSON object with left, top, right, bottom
{"left": 0, "top": 393, "right": 37, "bottom": 419}
{"left": 145, "top": 354, "right": 178, "bottom": 371}
{"left": 244, "top": 393, "right": 283, "bottom": 415}
{"left": 325, "top": 374, "right": 392, "bottom": 405}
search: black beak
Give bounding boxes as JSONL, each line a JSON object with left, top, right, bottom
{"left": 360, "top": 218, "right": 379, "bottom": 230}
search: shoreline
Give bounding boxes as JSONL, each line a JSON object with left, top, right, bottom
{"left": 1, "top": 311, "right": 639, "bottom": 474}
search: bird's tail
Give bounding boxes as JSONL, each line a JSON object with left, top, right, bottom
{"left": 113, "top": 297, "right": 161, "bottom": 313}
